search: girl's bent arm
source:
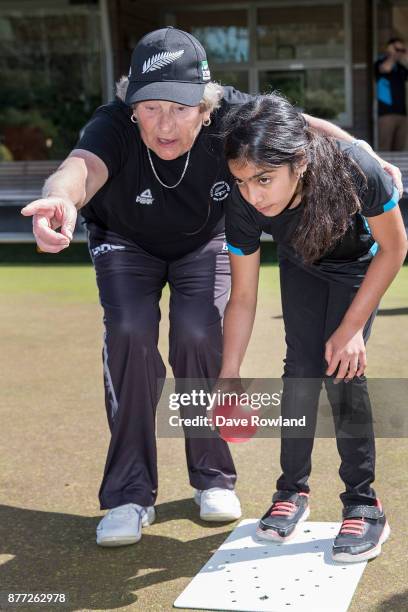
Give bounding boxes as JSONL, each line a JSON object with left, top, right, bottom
{"left": 341, "top": 207, "right": 407, "bottom": 333}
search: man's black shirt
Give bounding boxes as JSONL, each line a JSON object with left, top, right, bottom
{"left": 375, "top": 57, "right": 408, "bottom": 116}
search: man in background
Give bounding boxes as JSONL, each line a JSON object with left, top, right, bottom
{"left": 375, "top": 37, "right": 408, "bottom": 150}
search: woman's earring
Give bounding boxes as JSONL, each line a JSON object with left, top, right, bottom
{"left": 203, "top": 117, "right": 211, "bottom": 127}
{"left": 130, "top": 114, "right": 138, "bottom": 124}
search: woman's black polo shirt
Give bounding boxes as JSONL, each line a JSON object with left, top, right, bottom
{"left": 76, "top": 87, "right": 251, "bottom": 260}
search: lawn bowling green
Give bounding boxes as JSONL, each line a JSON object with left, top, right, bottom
{"left": 0, "top": 263, "right": 406, "bottom": 611}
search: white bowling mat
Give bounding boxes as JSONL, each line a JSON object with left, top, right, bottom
{"left": 174, "top": 520, "right": 367, "bottom": 612}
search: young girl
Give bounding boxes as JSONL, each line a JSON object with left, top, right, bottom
{"left": 219, "top": 93, "right": 407, "bottom": 563}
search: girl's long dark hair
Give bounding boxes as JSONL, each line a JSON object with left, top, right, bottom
{"left": 223, "top": 93, "right": 366, "bottom": 264}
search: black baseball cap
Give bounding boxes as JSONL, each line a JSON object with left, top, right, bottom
{"left": 125, "top": 27, "right": 211, "bottom": 107}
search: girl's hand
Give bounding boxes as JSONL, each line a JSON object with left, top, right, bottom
{"left": 209, "top": 376, "right": 246, "bottom": 431}
{"left": 325, "top": 325, "right": 367, "bottom": 382}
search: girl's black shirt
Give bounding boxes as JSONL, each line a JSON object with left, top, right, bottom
{"left": 225, "top": 141, "right": 399, "bottom": 287}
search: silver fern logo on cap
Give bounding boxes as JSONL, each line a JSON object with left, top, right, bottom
{"left": 142, "top": 50, "right": 185, "bottom": 74}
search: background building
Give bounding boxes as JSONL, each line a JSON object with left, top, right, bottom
{"left": 3, "top": 0, "right": 408, "bottom": 161}
{"left": 1, "top": 0, "right": 408, "bottom": 240}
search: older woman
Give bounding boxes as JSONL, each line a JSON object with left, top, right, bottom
{"left": 22, "top": 27, "right": 402, "bottom": 548}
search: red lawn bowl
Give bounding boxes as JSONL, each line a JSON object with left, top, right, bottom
{"left": 212, "top": 399, "right": 258, "bottom": 443}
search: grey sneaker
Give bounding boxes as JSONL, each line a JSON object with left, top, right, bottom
{"left": 96, "top": 503, "right": 155, "bottom": 547}
{"left": 257, "top": 491, "right": 310, "bottom": 542}
{"left": 332, "top": 499, "right": 390, "bottom": 563}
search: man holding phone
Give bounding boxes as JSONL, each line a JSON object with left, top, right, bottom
{"left": 375, "top": 37, "right": 408, "bottom": 150}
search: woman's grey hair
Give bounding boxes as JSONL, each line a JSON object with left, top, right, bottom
{"left": 115, "top": 76, "right": 224, "bottom": 113}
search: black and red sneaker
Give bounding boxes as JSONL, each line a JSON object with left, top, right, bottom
{"left": 332, "top": 498, "right": 391, "bottom": 563}
{"left": 256, "top": 490, "right": 310, "bottom": 542}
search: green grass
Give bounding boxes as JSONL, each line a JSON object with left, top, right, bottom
{"left": 0, "top": 265, "right": 98, "bottom": 303}
{"left": 0, "top": 263, "right": 407, "bottom": 308}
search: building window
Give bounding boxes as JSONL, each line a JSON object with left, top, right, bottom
{"left": 259, "top": 67, "right": 346, "bottom": 120}
{"left": 0, "top": 1, "right": 102, "bottom": 161}
{"left": 175, "top": 9, "right": 249, "bottom": 63}
{"left": 257, "top": 5, "right": 345, "bottom": 61}
{"left": 169, "top": 1, "right": 351, "bottom": 126}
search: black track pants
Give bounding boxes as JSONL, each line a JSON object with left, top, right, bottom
{"left": 87, "top": 223, "right": 236, "bottom": 509}
{"left": 276, "top": 254, "right": 377, "bottom": 507}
